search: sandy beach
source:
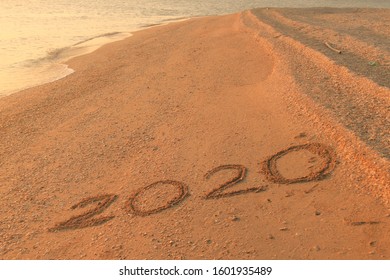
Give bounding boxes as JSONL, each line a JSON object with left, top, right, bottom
{"left": 0, "top": 8, "right": 389, "bottom": 260}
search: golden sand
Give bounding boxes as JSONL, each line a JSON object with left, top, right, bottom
{"left": 0, "top": 9, "right": 389, "bottom": 259}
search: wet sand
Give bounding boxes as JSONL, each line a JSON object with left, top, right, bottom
{"left": 0, "top": 8, "right": 389, "bottom": 259}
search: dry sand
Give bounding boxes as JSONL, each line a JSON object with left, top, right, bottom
{"left": 0, "top": 8, "right": 389, "bottom": 260}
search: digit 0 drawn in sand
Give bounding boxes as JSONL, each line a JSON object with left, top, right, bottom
{"left": 204, "top": 164, "right": 267, "bottom": 199}
{"left": 260, "top": 143, "right": 337, "bottom": 184}
{"left": 49, "top": 194, "right": 118, "bottom": 232}
{"left": 126, "top": 180, "right": 189, "bottom": 216}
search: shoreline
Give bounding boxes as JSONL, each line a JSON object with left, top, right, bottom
{"left": 0, "top": 17, "right": 193, "bottom": 98}
{"left": 0, "top": 8, "right": 389, "bottom": 260}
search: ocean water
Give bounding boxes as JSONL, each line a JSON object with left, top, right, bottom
{"left": 1, "top": 0, "right": 389, "bottom": 96}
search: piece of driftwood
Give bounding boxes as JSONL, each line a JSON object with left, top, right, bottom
{"left": 325, "top": 42, "right": 341, "bottom": 54}
{"left": 350, "top": 221, "right": 380, "bottom": 226}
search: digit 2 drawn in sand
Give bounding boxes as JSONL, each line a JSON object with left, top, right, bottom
{"left": 260, "top": 143, "right": 337, "bottom": 184}
{"left": 204, "top": 164, "right": 267, "bottom": 199}
{"left": 126, "top": 180, "right": 189, "bottom": 216}
{"left": 49, "top": 194, "right": 118, "bottom": 232}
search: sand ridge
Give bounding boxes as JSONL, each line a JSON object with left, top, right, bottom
{"left": 0, "top": 10, "right": 389, "bottom": 259}
{"left": 244, "top": 9, "right": 389, "bottom": 202}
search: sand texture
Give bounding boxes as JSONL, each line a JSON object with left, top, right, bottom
{"left": 0, "top": 8, "right": 389, "bottom": 259}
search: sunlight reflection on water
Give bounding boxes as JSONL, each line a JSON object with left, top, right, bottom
{"left": 0, "top": 0, "right": 388, "bottom": 96}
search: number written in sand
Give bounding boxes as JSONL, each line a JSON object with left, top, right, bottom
{"left": 260, "top": 143, "right": 336, "bottom": 184}
{"left": 204, "top": 164, "right": 266, "bottom": 199}
{"left": 49, "top": 194, "right": 118, "bottom": 232}
{"left": 49, "top": 143, "right": 337, "bottom": 232}
{"left": 125, "top": 180, "right": 189, "bottom": 216}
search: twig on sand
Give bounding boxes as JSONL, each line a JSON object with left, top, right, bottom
{"left": 304, "top": 184, "right": 319, "bottom": 194}
{"left": 325, "top": 42, "right": 341, "bottom": 54}
{"left": 350, "top": 221, "right": 380, "bottom": 226}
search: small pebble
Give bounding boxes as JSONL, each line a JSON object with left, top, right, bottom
{"left": 279, "top": 227, "right": 288, "bottom": 231}
{"left": 231, "top": 216, "right": 240, "bottom": 222}
{"left": 295, "top": 132, "right": 307, "bottom": 138}
{"left": 285, "top": 192, "right": 294, "bottom": 197}
{"left": 315, "top": 210, "right": 321, "bottom": 216}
